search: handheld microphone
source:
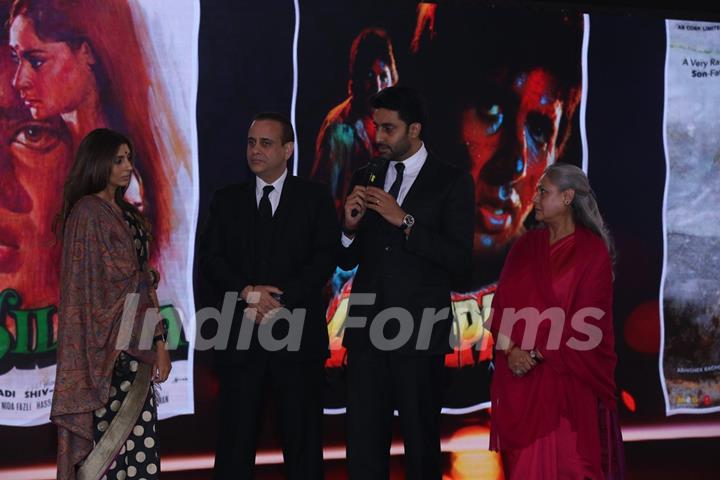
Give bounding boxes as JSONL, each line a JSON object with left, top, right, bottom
{"left": 351, "top": 156, "right": 387, "bottom": 217}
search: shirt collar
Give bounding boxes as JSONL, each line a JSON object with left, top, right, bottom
{"left": 390, "top": 142, "right": 427, "bottom": 175}
{"left": 256, "top": 168, "right": 288, "bottom": 196}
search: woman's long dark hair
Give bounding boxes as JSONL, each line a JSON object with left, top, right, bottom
{"left": 56, "top": 128, "right": 150, "bottom": 235}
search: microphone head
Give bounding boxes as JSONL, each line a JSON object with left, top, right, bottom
{"left": 366, "top": 156, "right": 387, "bottom": 186}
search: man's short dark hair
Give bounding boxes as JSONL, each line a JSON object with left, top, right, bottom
{"left": 369, "top": 86, "right": 427, "bottom": 132}
{"left": 252, "top": 112, "right": 295, "bottom": 144}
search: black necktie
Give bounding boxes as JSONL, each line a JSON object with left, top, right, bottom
{"left": 256, "top": 185, "right": 274, "bottom": 282}
{"left": 387, "top": 162, "right": 405, "bottom": 200}
{"left": 258, "top": 185, "right": 274, "bottom": 221}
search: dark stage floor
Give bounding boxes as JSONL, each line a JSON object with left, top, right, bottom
{"left": 160, "top": 437, "right": 720, "bottom": 479}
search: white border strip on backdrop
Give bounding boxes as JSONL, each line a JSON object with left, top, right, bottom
{"left": 291, "top": 0, "right": 300, "bottom": 176}
{"left": 581, "top": 13, "right": 590, "bottom": 174}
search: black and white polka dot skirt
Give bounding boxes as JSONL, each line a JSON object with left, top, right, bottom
{"left": 93, "top": 353, "right": 160, "bottom": 479}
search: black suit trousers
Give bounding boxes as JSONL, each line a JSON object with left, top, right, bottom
{"left": 213, "top": 354, "right": 325, "bottom": 480}
{"left": 346, "top": 350, "right": 445, "bottom": 480}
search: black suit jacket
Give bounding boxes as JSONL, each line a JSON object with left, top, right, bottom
{"left": 198, "top": 174, "right": 339, "bottom": 365}
{"left": 339, "top": 153, "right": 474, "bottom": 355}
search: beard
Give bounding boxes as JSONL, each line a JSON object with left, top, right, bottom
{"left": 377, "top": 135, "right": 412, "bottom": 161}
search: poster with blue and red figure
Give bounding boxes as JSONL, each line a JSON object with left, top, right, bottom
{"left": 299, "top": 2, "right": 585, "bottom": 413}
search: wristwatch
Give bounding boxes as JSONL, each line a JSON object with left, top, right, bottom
{"left": 399, "top": 214, "right": 415, "bottom": 230}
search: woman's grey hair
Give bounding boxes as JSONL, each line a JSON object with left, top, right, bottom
{"left": 543, "top": 163, "right": 616, "bottom": 262}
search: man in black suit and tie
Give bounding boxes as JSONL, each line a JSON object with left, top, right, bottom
{"left": 340, "top": 86, "right": 474, "bottom": 479}
{"left": 199, "top": 112, "right": 338, "bottom": 479}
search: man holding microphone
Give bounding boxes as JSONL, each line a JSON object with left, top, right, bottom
{"left": 339, "top": 86, "right": 474, "bottom": 479}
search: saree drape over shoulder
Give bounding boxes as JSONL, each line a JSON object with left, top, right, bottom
{"left": 51, "top": 195, "right": 160, "bottom": 480}
{"left": 488, "top": 226, "right": 623, "bottom": 479}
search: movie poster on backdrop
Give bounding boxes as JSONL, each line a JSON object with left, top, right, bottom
{"left": 0, "top": 0, "right": 198, "bottom": 426}
{"left": 660, "top": 19, "right": 720, "bottom": 414}
{"left": 299, "top": 2, "right": 586, "bottom": 412}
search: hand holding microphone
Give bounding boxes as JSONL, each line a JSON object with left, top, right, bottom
{"left": 343, "top": 157, "right": 386, "bottom": 234}
{"left": 343, "top": 185, "right": 368, "bottom": 233}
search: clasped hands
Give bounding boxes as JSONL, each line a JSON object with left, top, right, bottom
{"left": 506, "top": 345, "right": 544, "bottom": 378}
{"left": 241, "top": 285, "right": 283, "bottom": 324}
{"left": 343, "top": 185, "right": 406, "bottom": 232}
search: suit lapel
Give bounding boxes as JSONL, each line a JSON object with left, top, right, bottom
{"left": 374, "top": 161, "right": 389, "bottom": 190}
{"left": 270, "top": 174, "right": 295, "bottom": 251}
{"left": 399, "top": 154, "right": 436, "bottom": 212}
{"left": 244, "top": 182, "right": 258, "bottom": 257}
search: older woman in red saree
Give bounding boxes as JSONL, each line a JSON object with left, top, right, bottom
{"left": 487, "top": 163, "right": 624, "bottom": 479}
{"left": 51, "top": 129, "right": 171, "bottom": 480}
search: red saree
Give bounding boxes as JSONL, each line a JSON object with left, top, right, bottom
{"left": 51, "top": 196, "right": 160, "bottom": 480}
{"left": 488, "top": 226, "right": 623, "bottom": 479}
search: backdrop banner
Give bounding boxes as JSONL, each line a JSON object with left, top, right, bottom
{"left": 0, "top": 0, "right": 198, "bottom": 426}
{"left": 660, "top": 19, "right": 720, "bottom": 414}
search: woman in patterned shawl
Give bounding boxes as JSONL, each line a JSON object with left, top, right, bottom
{"left": 52, "top": 128, "right": 171, "bottom": 480}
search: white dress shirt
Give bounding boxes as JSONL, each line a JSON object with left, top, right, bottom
{"left": 255, "top": 168, "right": 288, "bottom": 216}
{"left": 342, "top": 143, "right": 427, "bottom": 247}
